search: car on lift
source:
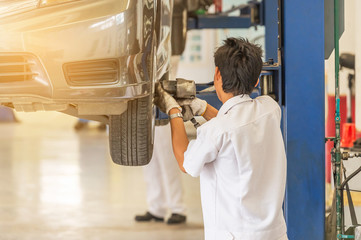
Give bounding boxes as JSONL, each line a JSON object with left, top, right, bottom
{"left": 0, "top": 0, "right": 211, "bottom": 166}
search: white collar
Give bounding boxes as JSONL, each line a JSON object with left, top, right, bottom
{"left": 218, "top": 95, "right": 252, "bottom": 116}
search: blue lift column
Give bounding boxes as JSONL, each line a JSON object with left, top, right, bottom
{"left": 186, "top": 1, "right": 326, "bottom": 238}
{"left": 282, "top": 0, "right": 325, "bottom": 239}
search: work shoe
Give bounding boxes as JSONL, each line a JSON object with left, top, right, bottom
{"left": 135, "top": 212, "right": 164, "bottom": 222}
{"left": 167, "top": 213, "right": 186, "bottom": 224}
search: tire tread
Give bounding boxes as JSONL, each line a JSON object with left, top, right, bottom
{"left": 109, "top": 96, "right": 152, "bottom": 166}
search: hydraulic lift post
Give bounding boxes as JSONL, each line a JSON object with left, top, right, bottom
{"left": 179, "top": 1, "right": 326, "bottom": 238}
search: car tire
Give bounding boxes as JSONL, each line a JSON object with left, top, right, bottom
{"left": 108, "top": 1, "right": 157, "bottom": 166}
{"left": 109, "top": 95, "right": 153, "bottom": 166}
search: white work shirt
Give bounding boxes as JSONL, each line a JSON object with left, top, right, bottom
{"left": 183, "top": 95, "right": 287, "bottom": 240}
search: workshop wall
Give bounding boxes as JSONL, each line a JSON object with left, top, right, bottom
{"left": 356, "top": 1, "right": 361, "bottom": 133}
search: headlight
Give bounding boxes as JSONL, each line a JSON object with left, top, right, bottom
{"left": 38, "top": 0, "right": 80, "bottom": 7}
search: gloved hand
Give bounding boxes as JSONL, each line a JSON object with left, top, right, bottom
{"left": 154, "top": 82, "right": 181, "bottom": 115}
{"left": 178, "top": 97, "right": 208, "bottom": 116}
{"left": 181, "top": 105, "right": 194, "bottom": 121}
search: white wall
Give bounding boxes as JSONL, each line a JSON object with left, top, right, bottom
{"left": 355, "top": 0, "right": 361, "bottom": 132}
{"left": 176, "top": 29, "right": 217, "bottom": 83}
{"left": 324, "top": 0, "right": 360, "bottom": 131}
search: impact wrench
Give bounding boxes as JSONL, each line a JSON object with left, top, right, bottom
{"left": 160, "top": 78, "right": 201, "bottom": 128}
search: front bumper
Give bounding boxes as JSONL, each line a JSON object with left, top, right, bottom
{"left": 0, "top": 0, "right": 155, "bottom": 114}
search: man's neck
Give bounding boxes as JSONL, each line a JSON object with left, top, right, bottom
{"left": 220, "top": 92, "right": 235, "bottom": 104}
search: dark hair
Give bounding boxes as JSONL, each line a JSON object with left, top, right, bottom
{"left": 214, "top": 37, "right": 263, "bottom": 95}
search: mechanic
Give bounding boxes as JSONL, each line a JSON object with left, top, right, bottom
{"left": 135, "top": 56, "right": 186, "bottom": 225}
{"left": 154, "top": 37, "right": 288, "bottom": 240}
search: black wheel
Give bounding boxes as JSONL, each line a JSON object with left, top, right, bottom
{"left": 108, "top": 0, "right": 157, "bottom": 166}
{"left": 109, "top": 95, "right": 153, "bottom": 166}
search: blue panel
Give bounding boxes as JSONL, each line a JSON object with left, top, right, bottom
{"left": 283, "top": 0, "right": 325, "bottom": 239}
{"left": 197, "top": 93, "right": 222, "bottom": 110}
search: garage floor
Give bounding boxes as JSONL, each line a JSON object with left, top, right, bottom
{"left": 0, "top": 112, "right": 204, "bottom": 240}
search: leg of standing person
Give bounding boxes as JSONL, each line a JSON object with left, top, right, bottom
{"left": 162, "top": 56, "right": 186, "bottom": 223}
{"left": 156, "top": 123, "right": 186, "bottom": 224}
{"left": 135, "top": 53, "right": 185, "bottom": 223}
{"left": 135, "top": 125, "right": 168, "bottom": 222}
{"left": 135, "top": 124, "right": 186, "bottom": 223}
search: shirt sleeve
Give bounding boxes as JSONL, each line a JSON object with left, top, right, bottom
{"left": 183, "top": 126, "right": 219, "bottom": 177}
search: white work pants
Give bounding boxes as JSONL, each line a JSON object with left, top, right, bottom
{"left": 143, "top": 123, "right": 185, "bottom": 218}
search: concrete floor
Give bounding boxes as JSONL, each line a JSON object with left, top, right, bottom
{"left": 0, "top": 112, "right": 204, "bottom": 240}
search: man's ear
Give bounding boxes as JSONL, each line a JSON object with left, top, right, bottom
{"left": 215, "top": 67, "right": 222, "bottom": 83}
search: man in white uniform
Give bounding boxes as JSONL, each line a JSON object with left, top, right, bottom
{"left": 135, "top": 123, "right": 186, "bottom": 224}
{"left": 154, "top": 37, "right": 288, "bottom": 239}
{"left": 135, "top": 53, "right": 186, "bottom": 224}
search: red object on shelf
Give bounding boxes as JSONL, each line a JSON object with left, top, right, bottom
{"left": 341, "top": 123, "right": 356, "bottom": 148}
{"left": 214, "top": 0, "right": 222, "bottom": 13}
{"left": 325, "top": 95, "right": 360, "bottom": 183}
